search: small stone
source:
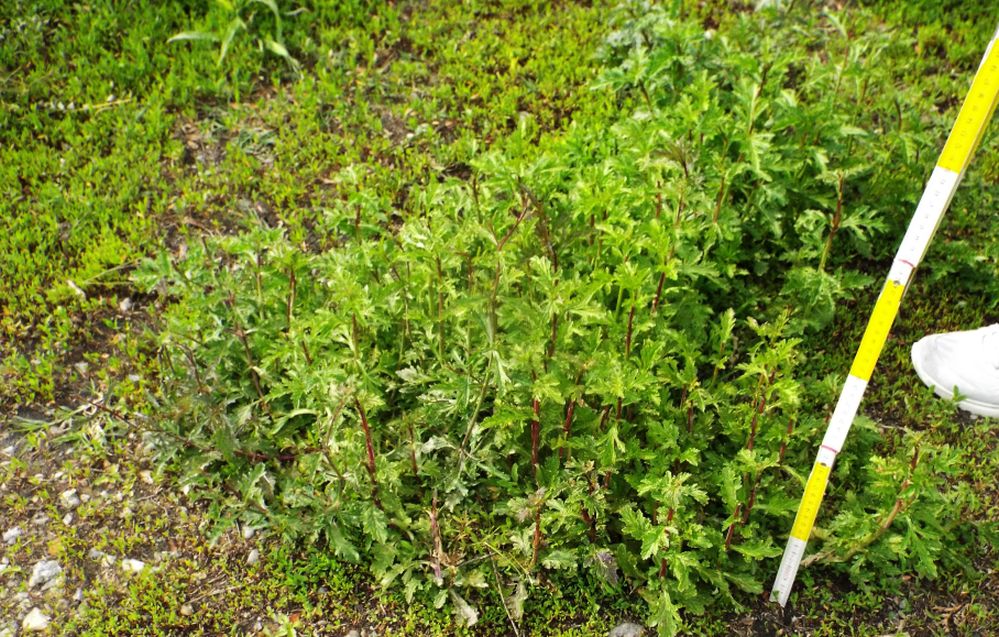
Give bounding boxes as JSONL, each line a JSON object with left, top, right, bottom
{"left": 73, "top": 587, "right": 84, "bottom": 603}
{"left": 139, "top": 470, "right": 153, "bottom": 485}
{"left": 609, "top": 622, "right": 646, "bottom": 637}
{"left": 31, "top": 513, "right": 49, "bottom": 527}
{"left": 0, "top": 624, "right": 15, "bottom": 637}
{"left": 21, "top": 608, "right": 50, "bottom": 632}
{"left": 88, "top": 548, "right": 116, "bottom": 568}
{"left": 180, "top": 604, "right": 194, "bottom": 617}
{"left": 3, "top": 526, "right": 22, "bottom": 544}
{"left": 28, "top": 560, "right": 62, "bottom": 589}
{"left": 121, "top": 558, "right": 146, "bottom": 574}
{"left": 242, "top": 525, "right": 256, "bottom": 540}
{"left": 119, "top": 297, "right": 133, "bottom": 312}
{"left": 73, "top": 361, "right": 89, "bottom": 375}
{"left": 246, "top": 548, "right": 260, "bottom": 565}
{"left": 62, "top": 513, "right": 73, "bottom": 525}
{"left": 60, "top": 489, "right": 81, "bottom": 509}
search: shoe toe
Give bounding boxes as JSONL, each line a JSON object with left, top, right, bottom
{"left": 910, "top": 335, "right": 955, "bottom": 399}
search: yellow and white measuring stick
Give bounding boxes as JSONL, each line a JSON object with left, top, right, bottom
{"left": 771, "top": 25, "right": 999, "bottom": 608}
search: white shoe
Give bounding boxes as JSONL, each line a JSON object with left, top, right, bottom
{"left": 911, "top": 324, "right": 999, "bottom": 418}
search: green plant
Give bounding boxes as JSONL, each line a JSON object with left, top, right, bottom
{"left": 132, "top": 5, "right": 986, "bottom": 633}
{"left": 169, "top": 0, "right": 301, "bottom": 71}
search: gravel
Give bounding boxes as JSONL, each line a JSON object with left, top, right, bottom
{"left": 59, "top": 488, "right": 81, "bottom": 509}
{"left": 28, "top": 560, "right": 62, "bottom": 590}
{"left": 2, "top": 526, "right": 22, "bottom": 545}
{"left": 609, "top": 622, "right": 646, "bottom": 637}
{"left": 87, "top": 548, "right": 116, "bottom": 568}
{"left": 21, "top": 608, "right": 51, "bottom": 632}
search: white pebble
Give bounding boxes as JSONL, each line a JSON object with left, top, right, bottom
{"left": 3, "top": 527, "right": 22, "bottom": 544}
{"left": 120, "top": 558, "right": 146, "bottom": 574}
{"left": 610, "top": 622, "right": 646, "bottom": 637}
{"left": 88, "top": 548, "right": 116, "bottom": 568}
{"left": 21, "top": 608, "right": 50, "bottom": 632}
{"left": 60, "top": 489, "right": 81, "bottom": 509}
{"left": 28, "top": 560, "right": 62, "bottom": 589}
{"left": 62, "top": 513, "right": 73, "bottom": 525}
{"left": 247, "top": 549, "right": 260, "bottom": 565}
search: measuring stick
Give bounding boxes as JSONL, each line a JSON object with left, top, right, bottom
{"left": 771, "top": 26, "right": 999, "bottom": 607}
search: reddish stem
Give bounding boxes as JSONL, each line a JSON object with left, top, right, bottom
{"left": 598, "top": 406, "right": 611, "bottom": 432}
{"left": 652, "top": 272, "right": 667, "bottom": 314}
{"left": 625, "top": 304, "right": 636, "bottom": 357}
{"left": 531, "top": 397, "right": 541, "bottom": 480}
{"left": 355, "top": 399, "right": 381, "bottom": 507}
{"left": 559, "top": 400, "right": 576, "bottom": 462}
{"left": 713, "top": 172, "right": 727, "bottom": 224}
{"left": 724, "top": 503, "right": 742, "bottom": 550}
{"left": 746, "top": 372, "right": 775, "bottom": 451}
{"left": 778, "top": 417, "right": 795, "bottom": 464}
{"left": 742, "top": 481, "right": 759, "bottom": 525}
{"left": 496, "top": 201, "right": 530, "bottom": 252}
{"left": 581, "top": 508, "right": 597, "bottom": 543}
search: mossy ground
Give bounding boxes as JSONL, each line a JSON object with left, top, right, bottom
{"left": 2, "top": 0, "right": 997, "bottom": 634}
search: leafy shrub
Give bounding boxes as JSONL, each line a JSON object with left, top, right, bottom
{"left": 137, "top": 5, "right": 972, "bottom": 633}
